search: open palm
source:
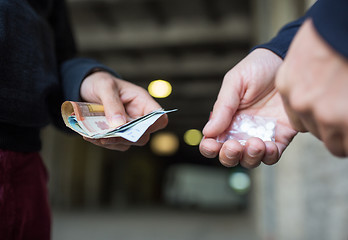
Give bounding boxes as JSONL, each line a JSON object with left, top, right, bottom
{"left": 200, "top": 49, "right": 297, "bottom": 168}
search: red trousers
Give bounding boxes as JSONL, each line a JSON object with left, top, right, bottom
{"left": 0, "top": 150, "right": 51, "bottom": 240}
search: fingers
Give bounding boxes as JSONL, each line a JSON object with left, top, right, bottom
{"left": 80, "top": 72, "right": 169, "bottom": 152}
{"left": 84, "top": 137, "right": 131, "bottom": 151}
{"left": 238, "top": 138, "right": 265, "bottom": 168}
{"left": 279, "top": 80, "right": 348, "bottom": 157}
{"left": 262, "top": 141, "right": 280, "bottom": 165}
{"left": 218, "top": 139, "right": 243, "bottom": 167}
{"left": 80, "top": 72, "right": 128, "bottom": 127}
{"left": 83, "top": 133, "right": 151, "bottom": 151}
{"left": 97, "top": 78, "right": 127, "bottom": 128}
{"left": 146, "top": 114, "right": 168, "bottom": 134}
{"left": 322, "top": 130, "right": 345, "bottom": 157}
{"left": 201, "top": 136, "right": 280, "bottom": 169}
{"left": 202, "top": 71, "right": 242, "bottom": 138}
{"left": 199, "top": 137, "right": 223, "bottom": 158}
{"left": 115, "top": 79, "right": 163, "bottom": 115}
{"left": 317, "top": 119, "right": 346, "bottom": 157}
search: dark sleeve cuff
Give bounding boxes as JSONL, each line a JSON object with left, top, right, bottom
{"left": 251, "top": 17, "right": 304, "bottom": 59}
{"left": 61, "top": 58, "right": 122, "bottom": 101}
{"left": 251, "top": 16, "right": 306, "bottom": 59}
{"left": 251, "top": 1, "right": 321, "bottom": 59}
{"left": 309, "top": 0, "right": 348, "bottom": 59}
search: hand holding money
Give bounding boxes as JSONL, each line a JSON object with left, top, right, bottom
{"left": 74, "top": 71, "right": 172, "bottom": 151}
{"left": 62, "top": 101, "right": 176, "bottom": 142}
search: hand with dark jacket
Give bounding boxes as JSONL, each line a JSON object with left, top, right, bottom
{"left": 201, "top": 0, "right": 348, "bottom": 166}
{"left": 79, "top": 71, "right": 168, "bottom": 151}
{"left": 276, "top": 19, "right": 348, "bottom": 157}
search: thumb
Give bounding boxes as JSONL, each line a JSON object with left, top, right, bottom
{"left": 203, "top": 74, "right": 241, "bottom": 138}
{"left": 100, "top": 85, "right": 127, "bottom": 128}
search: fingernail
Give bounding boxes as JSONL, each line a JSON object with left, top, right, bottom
{"left": 109, "top": 115, "right": 126, "bottom": 128}
{"left": 247, "top": 146, "right": 261, "bottom": 157}
{"left": 100, "top": 139, "right": 111, "bottom": 145}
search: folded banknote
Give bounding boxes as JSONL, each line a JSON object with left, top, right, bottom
{"left": 61, "top": 101, "right": 177, "bottom": 142}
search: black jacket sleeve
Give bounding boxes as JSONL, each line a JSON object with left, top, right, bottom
{"left": 251, "top": 1, "right": 321, "bottom": 59}
{"left": 50, "top": 0, "right": 121, "bottom": 101}
{"left": 309, "top": 0, "right": 348, "bottom": 59}
{"left": 251, "top": 16, "right": 305, "bottom": 59}
{"left": 48, "top": 0, "right": 121, "bottom": 130}
{"left": 253, "top": 0, "right": 348, "bottom": 60}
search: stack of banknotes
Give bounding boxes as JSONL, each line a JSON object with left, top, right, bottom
{"left": 61, "top": 101, "right": 177, "bottom": 142}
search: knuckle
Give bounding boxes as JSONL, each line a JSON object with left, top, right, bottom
{"left": 118, "top": 145, "right": 130, "bottom": 152}
{"left": 327, "top": 145, "right": 345, "bottom": 157}
{"left": 99, "top": 76, "right": 117, "bottom": 89}
{"left": 314, "top": 103, "right": 346, "bottom": 127}
{"left": 322, "top": 132, "right": 345, "bottom": 157}
{"left": 223, "top": 69, "right": 235, "bottom": 81}
{"left": 284, "top": 93, "right": 310, "bottom": 115}
{"left": 139, "top": 87, "right": 149, "bottom": 95}
{"left": 213, "top": 100, "right": 234, "bottom": 116}
{"left": 288, "top": 94, "right": 308, "bottom": 113}
{"left": 315, "top": 112, "right": 333, "bottom": 127}
{"left": 138, "top": 135, "right": 150, "bottom": 146}
{"left": 137, "top": 141, "right": 147, "bottom": 147}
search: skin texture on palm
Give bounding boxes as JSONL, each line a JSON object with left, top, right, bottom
{"left": 79, "top": 71, "right": 168, "bottom": 151}
{"left": 276, "top": 19, "right": 348, "bottom": 157}
{"left": 200, "top": 49, "right": 297, "bottom": 168}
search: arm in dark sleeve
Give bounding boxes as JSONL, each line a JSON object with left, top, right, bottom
{"left": 252, "top": 1, "right": 319, "bottom": 59}
{"left": 309, "top": 0, "right": 348, "bottom": 60}
{"left": 50, "top": 0, "right": 121, "bottom": 101}
{"left": 48, "top": 0, "right": 121, "bottom": 130}
{"left": 252, "top": 16, "right": 305, "bottom": 59}
{"left": 60, "top": 58, "right": 121, "bottom": 102}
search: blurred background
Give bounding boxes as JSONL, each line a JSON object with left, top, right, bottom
{"left": 41, "top": 0, "right": 348, "bottom": 239}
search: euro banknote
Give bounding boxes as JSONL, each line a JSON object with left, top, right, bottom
{"left": 61, "top": 101, "right": 176, "bottom": 142}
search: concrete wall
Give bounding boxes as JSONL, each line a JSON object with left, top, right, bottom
{"left": 254, "top": 134, "right": 348, "bottom": 240}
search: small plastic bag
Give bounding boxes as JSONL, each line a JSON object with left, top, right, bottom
{"left": 216, "top": 114, "right": 276, "bottom": 145}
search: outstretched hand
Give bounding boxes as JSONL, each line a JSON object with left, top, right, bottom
{"left": 79, "top": 71, "right": 168, "bottom": 151}
{"left": 200, "top": 49, "right": 297, "bottom": 168}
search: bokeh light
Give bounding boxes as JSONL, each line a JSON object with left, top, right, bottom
{"left": 150, "top": 132, "right": 179, "bottom": 156}
{"left": 228, "top": 172, "right": 251, "bottom": 194}
{"left": 183, "top": 129, "right": 203, "bottom": 146}
{"left": 148, "top": 80, "right": 172, "bottom": 98}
